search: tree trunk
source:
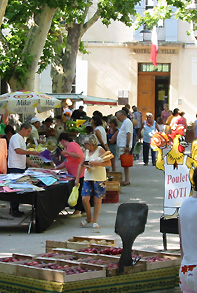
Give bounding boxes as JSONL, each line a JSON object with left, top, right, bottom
{"left": 51, "top": 64, "right": 64, "bottom": 93}
{"left": 0, "top": 0, "right": 8, "bottom": 27}
{"left": 52, "top": 24, "right": 82, "bottom": 93}
{"left": 51, "top": 9, "right": 100, "bottom": 94}
{"left": 9, "top": 4, "right": 57, "bottom": 91}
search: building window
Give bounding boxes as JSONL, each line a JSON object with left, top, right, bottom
{"left": 138, "top": 63, "right": 170, "bottom": 72}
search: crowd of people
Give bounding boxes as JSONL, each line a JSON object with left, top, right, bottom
{"left": 2, "top": 102, "right": 197, "bottom": 292}
{"left": 0, "top": 102, "right": 194, "bottom": 227}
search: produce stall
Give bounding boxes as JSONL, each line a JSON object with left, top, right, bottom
{"left": 0, "top": 237, "right": 181, "bottom": 292}
{"left": 0, "top": 168, "right": 74, "bottom": 232}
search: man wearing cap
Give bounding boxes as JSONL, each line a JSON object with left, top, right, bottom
{"left": 29, "top": 117, "right": 41, "bottom": 145}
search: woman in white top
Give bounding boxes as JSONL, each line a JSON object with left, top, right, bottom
{"left": 92, "top": 116, "right": 109, "bottom": 151}
{"left": 179, "top": 168, "right": 197, "bottom": 292}
{"left": 75, "top": 134, "right": 111, "bottom": 229}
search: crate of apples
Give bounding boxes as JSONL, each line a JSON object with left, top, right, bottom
{"left": 16, "top": 258, "right": 106, "bottom": 282}
{"left": 131, "top": 250, "right": 181, "bottom": 270}
{"left": 78, "top": 245, "right": 123, "bottom": 256}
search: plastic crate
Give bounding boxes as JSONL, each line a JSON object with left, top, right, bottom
{"left": 103, "top": 191, "right": 119, "bottom": 203}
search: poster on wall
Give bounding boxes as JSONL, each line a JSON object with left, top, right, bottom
{"left": 151, "top": 126, "right": 197, "bottom": 214}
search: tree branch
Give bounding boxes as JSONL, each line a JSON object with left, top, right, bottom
{"left": 0, "top": 30, "right": 10, "bottom": 52}
{"left": 81, "top": 8, "right": 100, "bottom": 35}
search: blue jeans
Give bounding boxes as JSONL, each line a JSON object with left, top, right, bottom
{"left": 7, "top": 168, "right": 25, "bottom": 212}
{"left": 143, "top": 142, "right": 156, "bottom": 165}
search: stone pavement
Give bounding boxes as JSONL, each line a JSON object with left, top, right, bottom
{"left": 0, "top": 155, "right": 180, "bottom": 257}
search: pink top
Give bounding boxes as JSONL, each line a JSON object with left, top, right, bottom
{"left": 170, "top": 115, "right": 187, "bottom": 130}
{"left": 64, "top": 142, "right": 85, "bottom": 178}
{"left": 161, "top": 110, "right": 170, "bottom": 124}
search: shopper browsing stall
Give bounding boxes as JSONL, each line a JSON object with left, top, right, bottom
{"left": 29, "top": 117, "right": 41, "bottom": 145}
{"left": 8, "top": 122, "right": 40, "bottom": 217}
{"left": 75, "top": 134, "right": 111, "bottom": 229}
{"left": 56, "top": 133, "right": 85, "bottom": 217}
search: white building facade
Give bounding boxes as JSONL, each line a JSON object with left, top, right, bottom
{"left": 39, "top": 1, "right": 197, "bottom": 122}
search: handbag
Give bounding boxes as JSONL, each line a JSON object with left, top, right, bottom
{"left": 120, "top": 152, "right": 134, "bottom": 167}
{"left": 68, "top": 184, "right": 80, "bottom": 207}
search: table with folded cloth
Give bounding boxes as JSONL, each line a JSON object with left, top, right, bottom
{"left": 0, "top": 180, "right": 74, "bottom": 232}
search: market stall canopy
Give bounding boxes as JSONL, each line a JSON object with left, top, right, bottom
{"left": 47, "top": 93, "right": 118, "bottom": 106}
{"left": 0, "top": 90, "right": 61, "bottom": 114}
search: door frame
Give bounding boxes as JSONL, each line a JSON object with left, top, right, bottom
{"left": 137, "top": 71, "right": 170, "bottom": 119}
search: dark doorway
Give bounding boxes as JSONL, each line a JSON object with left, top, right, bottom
{"left": 155, "top": 76, "right": 170, "bottom": 119}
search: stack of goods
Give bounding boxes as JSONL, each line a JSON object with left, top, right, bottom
{"left": 0, "top": 237, "right": 181, "bottom": 283}
{"left": 104, "top": 181, "right": 120, "bottom": 203}
{"left": 46, "top": 236, "right": 116, "bottom": 252}
{"left": 0, "top": 168, "right": 74, "bottom": 193}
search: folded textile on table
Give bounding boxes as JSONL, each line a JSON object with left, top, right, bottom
{"left": 38, "top": 176, "right": 57, "bottom": 186}
{"left": 8, "top": 183, "right": 44, "bottom": 191}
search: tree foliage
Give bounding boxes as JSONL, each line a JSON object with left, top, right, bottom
{"left": 0, "top": 0, "right": 142, "bottom": 92}
{"left": 135, "top": 0, "right": 197, "bottom": 31}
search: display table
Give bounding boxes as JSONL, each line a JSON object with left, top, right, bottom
{"left": 0, "top": 180, "right": 74, "bottom": 233}
{"left": 0, "top": 266, "right": 179, "bottom": 293}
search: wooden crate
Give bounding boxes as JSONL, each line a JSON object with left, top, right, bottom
{"left": 75, "top": 252, "right": 119, "bottom": 277}
{"left": 46, "top": 240, "right": 67, "bottom": 253}
{"left": 37, "top": 249, "right": 77, "bottom": 261}
{"left": 75, "top": 252, "right": 146, "bottom": 276}
{"left": 132, "top": 250, "right": 181, "bottom": 270}
{"left": 106, "top": 181, "right": 120, "bottom": 191}
{"left": 66, "top": 236, "right": 116, "bottom": 249}
{"left": 16, "top": 259, "right": 106, "bottom": 283}
{"left": 89, "top": 243, "right": 121, "bottom": 251}
{"left": 0, "top": 262, "right": 18, "bottom": 275}
{"left": 108, "top": 172, "right": 123, "bottom": 183}
{"left": 12, "top": 253, "right": 35, "bottom": 261}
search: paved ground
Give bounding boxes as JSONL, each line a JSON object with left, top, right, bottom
{"left": 0, "top": 153, "right": 180, "bottom": 257}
